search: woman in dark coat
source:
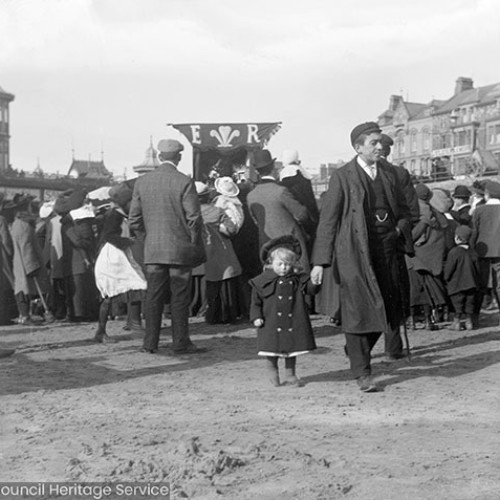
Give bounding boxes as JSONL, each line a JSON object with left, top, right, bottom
{"left": 54, "top": 189, "right": 99, "bottom": 322}
{"left": 406, "top": 184, "right": 449, "bottom": 330}
{"left": 0, "top": 194, "right": 16, "bottom": 325}
{"left": 196, "top": 182, "right": 243, "bottom": 324}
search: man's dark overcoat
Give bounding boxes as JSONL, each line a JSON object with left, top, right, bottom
{"left": 247, "top": 179, "right": 310, "bottom": 271}
{"left": 312, "top": 158, "right": 411, "bottom": 334}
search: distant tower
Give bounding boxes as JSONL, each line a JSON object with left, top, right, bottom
{"left": 133, "top": 137, "right": 160, "bottom": 175}
{"left": 0, "top": 84, "right": 15, "bottom": 173}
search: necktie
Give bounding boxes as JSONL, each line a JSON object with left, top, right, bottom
{"left": 369, "top": 165, "right": 377, "bottom": 180}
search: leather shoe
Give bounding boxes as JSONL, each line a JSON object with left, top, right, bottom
{"left": 357, "top": 375, "right": 378, "bottom": 392}
{"left": 139, "top": 347, "right": 157, "bottom": 354}
{"left": 385, "top": 352, "right": 406, "bottom": 361}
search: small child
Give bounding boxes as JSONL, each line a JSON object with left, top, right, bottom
{"left": 249, "top": 235, "right": 318, "bottom": 387}
{"left": 213, "top": 176, "right": 244, "bottom": 234}
{"left": 443, "top": 225, "right": 479, "bottom": 330}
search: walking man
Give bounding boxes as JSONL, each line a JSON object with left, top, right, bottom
{"left": 311, "top": 122, "right": 411, "bottom": 392}
{"left": 129, "top": 139, "right": 206, "bottom": 354}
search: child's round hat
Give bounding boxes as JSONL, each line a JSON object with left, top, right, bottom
{"left": 260, "top": 235, "right": 302, "bottom": 263}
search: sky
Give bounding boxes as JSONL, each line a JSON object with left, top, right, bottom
{"left": 1, "top": 0, "right": 500, "bottom": 178}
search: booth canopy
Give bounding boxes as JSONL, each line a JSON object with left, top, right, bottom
{"left": 170, "top": 122, "right": 281, "bottom": 153}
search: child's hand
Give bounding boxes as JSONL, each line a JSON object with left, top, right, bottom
{"left": 253, "top": 318, "right": 264, "bottom": 328}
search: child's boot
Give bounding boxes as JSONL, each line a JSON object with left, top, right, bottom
{"left": 449, "top": 316, "right": 461, "bottom": 331}
{"left": 465, "top": 315, "right": 474, "bottom": 331}
{"left": 284, "top": 357, "right": 303, "bottom": 387}
{"left": 266, "top": 356, "right": 280, "bottom": 387}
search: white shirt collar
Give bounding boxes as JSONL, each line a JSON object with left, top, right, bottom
{"left": 356, "top": 156, "right": 377, "bottom": 179}
{"left": 486, "top": 198, "right": 500, "bottom": 205}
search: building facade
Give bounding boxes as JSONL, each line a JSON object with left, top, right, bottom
{"left": 378, "top": 77, "right": 500, "bottom": 179}
{"left": 0, "top": 85, "right": 14, "bottom": 174}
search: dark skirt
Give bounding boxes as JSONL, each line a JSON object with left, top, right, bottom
{"left": 205, "top": 277, "right": 242, "bottom": 324}
{"left": 409, "top": 269, "right": 447, "bottom": 308}
{"left": 64, "top": 272, "right": 99, "bottom": 321}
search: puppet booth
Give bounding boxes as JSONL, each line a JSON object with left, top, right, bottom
{"left": 169, "top": 122, "right": 281, "bottom": 182}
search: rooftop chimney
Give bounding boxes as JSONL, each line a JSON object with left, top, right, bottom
{"left": 454, "top": 77, "right": 474, "bottom": 95}
{"left": 389, "top": 95, "right": 403, "bottom": 111}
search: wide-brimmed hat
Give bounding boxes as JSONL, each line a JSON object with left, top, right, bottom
{"left": 214, "top": 176, "right": 239, "bottom": 197}
{"left": 430, "top": 189, "right": 453, "bottom": 213}
{"left": 3, "top": 193, "right": 35, "bottom": 211}
{"left": 415, "top": 183, "right": 433, "bottom": 202}
{"left": 260, "top": 235, "right": 302, "bottom": 263}
{"left": 53, "top": 189, "right": 88, "bottom": 215}
{"left": 253, "top": 149, "right": 275, "bottom": 170}
{"left": 452, "top": 185, "right": 472, "bottom": 199}
{"left": 471, "top": 180, "right": 486, "bottom": 196}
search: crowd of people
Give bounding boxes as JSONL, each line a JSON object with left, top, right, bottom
{"left": 1, "top": 122, "right": 500, "bottom": 391}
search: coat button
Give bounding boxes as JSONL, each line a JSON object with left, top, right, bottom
{"left": 288, "top": 328, "right": 293, "bottom": 332}
{"left": 278, "top": 295, "right": 283, "bottom": 299}
{"left": 279, "top": 280, "right": 283, "bottom": 284}
{"left": 277, "top": 312, "right": 282, "bottom": 316}
{"left": 288, "top": 296, "right": 292, "bottom": 300}
{"left": 277, "top": 328, "right": 282, "bottom": 332}
{"left": 288, "top": 313, "right": 292, "bottom": 317}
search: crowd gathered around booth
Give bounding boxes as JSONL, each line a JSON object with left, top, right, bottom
{"left": 1, "top": 121, "right": 500, "bottom": 392}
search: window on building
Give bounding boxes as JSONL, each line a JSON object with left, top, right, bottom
{"left": 494, "top": 151, "right": 500, "bottom": 166}
{"left": 410, "top": 130, "right": 418, "bottom": 152}
{"left": 457, "top": 130, "right": 469, "bottom": 146}
{"left": 488, "top": 123, "right": 500, "bottom": 145}
{"left": 422, "top": 129, "right": 430, "bottom": 151}
{"left": 410, "top": 159, "right": 416, "bottom": 174}
{"left": 396, "top": 133, "right": 405, "bottom": 156}
{"left": 0, "top": 107, "right": 4, "bottom": 123}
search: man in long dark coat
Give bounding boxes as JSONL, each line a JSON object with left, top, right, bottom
{"left": 247, "top": 149, "right": 311, "bottom": 273}
{"left": 311, "top": 122, "right": 411, "bottom": 392}
{"left": 129, "top": 139, "right": 206, "bottom": 354}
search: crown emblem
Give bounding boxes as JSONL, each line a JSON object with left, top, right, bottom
{"left": 210, "top": 126, "right": 241, "bottom": 148}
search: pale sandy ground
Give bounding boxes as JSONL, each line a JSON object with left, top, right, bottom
{"left": 1, "top": 311, "right": 500, "bottom": 500}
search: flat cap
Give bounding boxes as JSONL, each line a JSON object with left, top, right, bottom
{"left": 350, "top": 121, "right": 381, "bottom": 146}
{"left": 260, "top": 235, "right": 302, "bottom": 263}
{"left": 485, "top": 180, "right": 500, "bottom": 199}
{"left": 455, "top": 225, "right": 472, "bottom": 243}
{"left": 452, "top": 185, "right": 472, "bottom": 199}
{"left": 380, "top": 134, "right": 394, "bottom": 147}
{"left": 157, "top": 139, "right": 184, "bottom": 154}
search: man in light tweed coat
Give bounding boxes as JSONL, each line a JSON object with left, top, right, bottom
{"left": 129, "top": 139, "right": 206, "bottom": 354}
